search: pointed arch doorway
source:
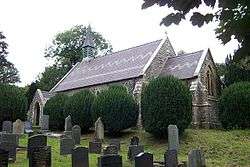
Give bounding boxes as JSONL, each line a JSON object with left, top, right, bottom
{"left": 34, "top": 102, "right": 40, "bottom": 126}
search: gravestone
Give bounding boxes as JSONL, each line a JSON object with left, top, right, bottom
{"left": 1, "top": 133, "right": 18, "bottom": 146}
{"left": 94, "top": 117, "right": 104, "bottom": 141}
{"left": 72, "top": 147, "right": 89, "bottom": 167}
{"left": 188, "top": 149, "right": 206, "bottom": 167}
{"left": 135, "top": 152, "right": 153, "bottom": 167}
{"left": 0, "top": 142, "right": 16, "bottom": 162}
{"left": 24, "top": 121, "right": 33, "bottom": 134}
{"left": 109, "top": 139, "right": 120, "bottom": 150}
{"left": 130, "top": 136, "right": 139, "bottom": 145}
{"left": 2, "top": 121, "right": 12, "bottom": 133}
{"left": 41, "top": 115, "right": 49, "bottom": 131}
{"left": 103, "top": 145, "right": 118, "bottom": 155}
{"left": 27, "top": 134, "right": 47, "bottom": 158}
{"left": 13, "top": 119, "right": 24, "bottom": 134}
{"left": 65, "top": 115, "right": 72, "bottom": 131}
{"left": 128, "top": 145, "right": 144, "bottom": 161}
{"left": 29, "top": 146, "right": 51, "bottom": 167}
{"left": 168, "top": 125, "right": 179, "bottom": 152}
{"left": 89, "top": 141, "right": 102, "bottom": 154}
{"left": 72, "top": 125, "right": 81, "bottom": 145}
{"left": 0, "top": 149, "right": 8, "bottom": 167}
{"left": 164, "top": 150, "right": 178, "bottom": 167}
{"left": 98, "top": 154, "right": 122, "bottom": 167}
{"left": 60, "top": 137, "right": 74, "bottom": 155}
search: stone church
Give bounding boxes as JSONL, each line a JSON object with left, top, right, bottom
{"left": 28, "top": 26, "right": 221, "bottom": 129}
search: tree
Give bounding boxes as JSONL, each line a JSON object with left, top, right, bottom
{"left": 0, "top": 32, "right": 20, "bottom": 83}
{"left": 141, "top": 76, "right": 192, "bottom": 138}
{"left": 37, "top": 65, "right": 68, "bottom": 91}
{"left": 45, "top": 25, "right": 113, "bottom": 68}
{"left": 25, "top": 81, "right": 39, "bottom": 106}
{"left": 142, "top": 0, "right": 250, "bottom": 61}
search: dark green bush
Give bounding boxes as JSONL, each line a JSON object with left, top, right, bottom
{"left": 92, "top": 85, "right": 138, "bottom": 135}
{"left": 219, "top": 82, "right": 250, "bottom": 129}
{"left": 43, "top": 94, "right": 68, "bottom": 130}
{"left": 0, "top": 84, "right": 27, "bottom": 128}
{"left": 64, "top": 90, "right": 95, "bottom": 132}
{"left": 141, "top": 76, "right": 192, "bottom": 138}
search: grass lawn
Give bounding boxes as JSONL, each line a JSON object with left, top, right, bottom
{"left": 10, "top": 129, "right": 250, "bottom": 167}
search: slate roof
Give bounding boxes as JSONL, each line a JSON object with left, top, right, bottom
{"left": 41, "top": 91, "right": 55, "bottom": 99}
{"left": 160, "top": 50, "right": 204, "bottom": 79}
{"left": 51, "top": 39, "right": 162, "bottom": 92}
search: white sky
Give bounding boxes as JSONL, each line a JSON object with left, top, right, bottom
{"left": 0, "top": 0, "right": 238, "bottom": 86}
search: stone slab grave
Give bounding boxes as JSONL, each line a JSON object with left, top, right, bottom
{"left": 72, "top": 146, "right": 89, "bottom": 167}
{"left": 0, "top": 148, "right": 8, "bottom": 167}
{"left": 2, "top": 121, "right": 12, "bottom": 133}
{"left": 164, "top": 149, "right": 178, "bottom": 167}
{"left": 98, "top": 154, "right": 122, "bottom": 167}
{"left": 103, "top": 145, "right": 118, "bottom": 155}
{"left": 13, "top": 119, "right": 24, "bottom": 134}
{"left": 135, "top": 152, "right": 153, "bottom": 167}
{"left": 27, "top": 134, "right": 47, "bottom": 158}
{"left": 94, "top": 117, "right": 104, "bottom": 141}
{"left": 60, "top": 137, "right": 74, "bottom": 155}
{"left": 29, "top": 146, "right": 51, "bottom": 167}
{"left": 41, "top": 115, "right": 49, "bottom": 131}
{"left": 168, "top": 125, "right": 179, "bottom": 152}
{"left": 109, "top": 139, "right": 120, "bottom": 150}
{"left": 24, "top": 121, "right": 33, "bottom": 134}
{"left": 0, "top": 133, "right": 18, "bottom": 161}
{"left": 128, "top": 136, "right": 144, "bottom": 161}
{"left": 89, "top": 140, "right": 102, "bottom": 154}
{"left": 188, "top": 149, "right": 206, "bottom": 167}
{"left": 72, "top": 125, "right": 81, "bottom": 145}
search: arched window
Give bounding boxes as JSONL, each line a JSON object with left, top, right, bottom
{"left": 206, "top": 66, "right": 215, "bottom": 96}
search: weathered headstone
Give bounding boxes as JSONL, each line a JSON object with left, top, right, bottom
{"left": 13, "top": 119, "right": 24, "bottom": 134}
{"left": 188, "top": 149, "right": 206, "bottom": 167}
{"left": 94, "top": 117, "right": 104, "bottom": 141}
{"left": 1, "top": 133, "right": 18, "bottom": 146}
{"left": 109, "top": 139, "right": 120, "bottom": 150}
{"left": 65, "top": 115, "right": 72, "bottom": 131}
{"left": 29, "top": 146, "right": 51, "bottom": 167}
{"left": 24, "top": 121, "right": 33, "bottom": 134}
{"left": 27, "top": 134, "right": 47, "bottom": 158}
{"left": 0, "top": 142, "right": 16, "bottom": 162}
{"left": 89, "top": 141, "right": 102, "bottom": 154}
{"left": 72, "top": 125, "right": 81, "bottom": 145}
{"left": 98, "top": 154, "right": 122, "bottom": 167}
{"left": 72, "top": 147, "right": 89, "bottom": 167}
{"left": 128, "top": 145, "right": 144, "bottom": 161}
{"left": 2, "top": 121, "right": 12, "bottom": 133}
{"left": 41, "top": 115, "right": 49, "bottom": 131}
{"left": 60, "top": 137, "right": 74, "bottom": 155}
{"left": 135, "top": 152, "right": 153, "bottom": 167}
{"left": 0, "top": 149, "right": 8, "bottom": 167}
{"left": 103, "top": 145, "right": 118, "bottom": 155}
{"left": 130, "top": 136, "right": 139, "bottom": 145}
{"left": 168, "top": 125, "right": 179, "bottom": 151}
{"left": 164, "top": 150, "right": 178, "bottom": 167}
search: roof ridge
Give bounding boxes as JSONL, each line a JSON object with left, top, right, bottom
{"left": 169, "top": 50, "right": 204, "bottom": 59}
{"left": 93, "top": 39, "right": 162, "bottom": 60}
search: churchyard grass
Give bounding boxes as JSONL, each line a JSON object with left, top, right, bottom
{"left": 10, "top": 129, "right": 250, "bottom": 167}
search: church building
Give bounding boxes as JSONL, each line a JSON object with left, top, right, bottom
{"left": 28, "top": 26, "right": 222, "bottom": 128}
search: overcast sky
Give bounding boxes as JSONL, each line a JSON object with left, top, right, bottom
{"left": 0, "top": 0, "right": 238, "bottom": 86}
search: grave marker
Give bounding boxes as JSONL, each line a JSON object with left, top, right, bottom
{"left": 13, "top": 119, "right": 24, "bottom": 134}
{"left": 188, "top": 149, "right": 206, "bottom": 167}
{"left": 0, "top": 149, "right": 8, "bottom": 167}
{"left": 98, "top": 154, "right": 122, "bottom": 167}
{"left": 164, "top": 150, "right": 178, "bottom": 167}
{"left": 103, "top": 145, "right": 118, "bottom": 155}
{"left": 168, "top": 125, "right": 179, "bottom": 151}
{"left": 29, "top": 146, "right": 51, "bottom": 167}
{"left": 72, "top": 125, "right": 81, "bottom": 145}
{"left": 94, "top": 117, "right": 104, "bottom": 141}
{"left": 60, "top": 137, "right": 74, "bottom": 155}
{"left": 2, "top": 121, "right": 12, "bottom": 133}
{"left": 135, "top": 152, "right": 153, "bottom": 167}
{"left": 27, "top": 134, "right": 47, "bottom": 158}
{"left": 72, "top": 146, "right": 89, "bottom": 167}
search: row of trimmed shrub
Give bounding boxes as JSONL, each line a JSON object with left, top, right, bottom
{"left": 43, "top": 85, "right": 138, "bottom": 134}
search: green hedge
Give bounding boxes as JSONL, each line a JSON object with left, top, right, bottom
{"left": 92, "top": 85, "right": 138, "bottom": 135}
{"left": 64, "top": 90, "right": 95, "bottom": 132}
{"left": 141, "top": 76, "right": 192, "bottom": 138}
{"left": 43, "top": 94, "right": 68, "bottom": 130}
{"left": 219, "top": 82, "right": 250, "bottom": 129}
{"left": 0, "top": 84, "right": 27, "bottom": 128}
